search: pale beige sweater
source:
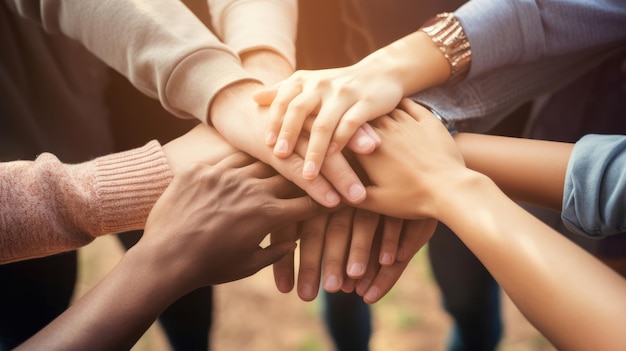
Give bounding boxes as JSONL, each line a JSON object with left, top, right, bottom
{"left": 0, "top": 141, "right": 172, "bottom": 264}
{"left": 6, "top": 0, "right": 297, "bottom": 124}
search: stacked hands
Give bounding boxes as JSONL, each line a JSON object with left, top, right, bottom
{"left": 206, "top": 74, "right": 452, "bottom": 303}
{"left": 261, "top": 98, "right": 453, "bottom": 304}
{"left": 203, "top": 38, "right": 452, "bottom": 303}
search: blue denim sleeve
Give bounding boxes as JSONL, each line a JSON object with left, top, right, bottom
{"left": 562, "top": 134, "right": 626, "bottom": 238}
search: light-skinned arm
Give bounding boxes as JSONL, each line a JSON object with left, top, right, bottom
{"left": 353, "top": 99, "right": 626, "bottom": 350}
{"left": 453, "top": 133, "right": 573, "bottom": 211}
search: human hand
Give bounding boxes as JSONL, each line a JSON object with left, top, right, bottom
{"left": 355, "top": 218, "right": 437, "bottom": 304}
{"left": 138, "top": 152, "right": 323, "bottom": 294}
{"left": 162, "top": 124, "right": 238, "bottom": 174}
{"left": 288, "top": 207, "right": 406, "bottom": 301}
{"left": 210, "top": 81, "right": 368, "bottom": 207}
{"left": 253, "top": 62, "right": 402, "bottom": 180}
{"left": 355, "top": 99, "right": 466, "bottom": 219}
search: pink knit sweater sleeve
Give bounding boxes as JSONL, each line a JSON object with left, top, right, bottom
{"left": 0, "top": 141, "right": 172, "bottom": 264}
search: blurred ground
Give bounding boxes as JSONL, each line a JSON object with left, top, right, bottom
{"left": 75, "top": 235, "right": 556, "bottom": 351}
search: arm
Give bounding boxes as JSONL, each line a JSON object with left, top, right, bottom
{"left": 6, "top": 0, "right": 258, "bottom": 123}
{"left": 354, "top": 99, "right": 626, "bottom": 350}
{"left": 453, "top": 133, "right": 573, "bottom": 211}
{"left": 0, "top": 125, "right": 237, "bottom": 264}
{"left": 209, "top": 0, "right": 298, "bottom": 83}
{"left": 16, "top": 153, "right": 323, "bottom": 351}
{"left": 456, "top": 0, "right": 626, "bottom": 79}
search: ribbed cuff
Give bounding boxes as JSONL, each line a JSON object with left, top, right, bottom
{"left": 93, "top": 141, "right": 173, "bottom": 234}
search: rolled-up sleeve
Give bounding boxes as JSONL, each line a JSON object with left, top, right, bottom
{"left": 562, "top": 134, "right": 626, "bottom": 238}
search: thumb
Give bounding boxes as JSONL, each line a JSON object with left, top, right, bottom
{"left": 252, "top": 87, "right": 278, "bottom": 106}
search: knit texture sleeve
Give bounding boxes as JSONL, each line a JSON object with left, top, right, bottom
{"left": 0, "top": 141, "right": 172, "bottom": 264}
{"left": 209, "top": 0, "right": 297, "bottom": 69}
{"left": 6, "top": 0, "right": 260, "bottom": 124}
{"left": 455, "top": 0, "right": 626, "bottom": 79}
{"left": 562, "top": 134, "right": 626, "bottom": 238}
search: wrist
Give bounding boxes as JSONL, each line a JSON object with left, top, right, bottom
{"left": 419, "top": 12, "right": 472, "bottom": 83}
{"left": 209, "top": 80, "right": 265, "bottom": 125}
{"left": 363, "top": 30, "right": 451, "bottom": 95}
{"left": 434, "top": 169, "right": 498, "bottom": 225}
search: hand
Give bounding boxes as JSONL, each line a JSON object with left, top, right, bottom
{"left": 355, "top": 99, "right": 466, "bottom": 219}
{"left": 210, "top": 81, "right": 367, "bottom": 206}
{"left": 139, "top": 152, "right": 323, "bottom": 293}
{"left": 356, "top": 218, "right": 437, "bottom": 303}
{"left": 253, "top": 62, "right": 402, "bottom": 180}
{"left": 162, "top": 124, "right": 238, "bottom": 174}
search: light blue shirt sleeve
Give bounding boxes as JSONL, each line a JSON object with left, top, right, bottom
{"left": 455, "top": 0, "right": 626, "bottom": 79}
{"left": 562, "top": 134, "right": 626, "bottom": 238}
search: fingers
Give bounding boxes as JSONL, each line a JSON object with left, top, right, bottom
{"left": 273, "top": 91, "right": 321, "bottom": 158}
{"left": 321, "top": 207, "right": 354, "bottom": 293}
{"left": 330, "top": 100, "right": 381, "bottom": 156}
{"left": 346, "top": 209, "right": 380, "bottom": 279}
{"left": 271, "top": 224, "right": 299, "bottom": 293}
{"left": 264, "top": 150, "right": 341, "bottom": 208}
{"left": 248, "top": 242, "right": 298, "bottom": 279}
{"left": 398, "top": 98, "right": 433, "bottom": 122}
{"left": 252, "top": 87, "right": 278, "bottom": 106}
{"left": 302, "top": 99, "right": 357, "bottom": 179}
{"left": 361, "top": 260, "right": 411, "bottom": 304}
{"left": 379, "top": 217, "right": 403, "bottom": 266}
{"left": 345, "top": 123, "right": 381, "bottom": 155}
{"left": 294, "top": 135, "right": 367, "bottom": 204}
{"left": 297, "top": 214, "right": 329, "bottom": 301}
{"left": 397, "top": 218, "right": 437, "bottom": 262}
{"left": 265, "top": 81, "right": 303, "bottom": 147}
{"left": 360, "top": 219, "right": 437, "bottom": 303}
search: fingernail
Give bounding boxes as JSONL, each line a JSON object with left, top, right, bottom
{"left": 277, "top": 277, "right": 291, "bottom": 293}
{"left": 380, "top": 253, "right": 393, "bottom": 265}
{"left": 275, "top": 139, "right": 289, "bottom": 154}
{"left": 325, "top": 191, "right": 340, "bottom": 206}
{"left": 364, "top": 286, "right": 380, "bottom": 302}
{"left": 324, "top": 275, "right": 341, "bottom": 291}
{"left": 356, "top": 279, "right": 370, "bottom": 296}
{"left": 348, "top": 184, "right": 366, "bottom": 202}
{"left": 303, "top": 160, "right": 316, "bottom": 179}
{"left": 266, "top": 132, "right": 277, "bottom": 145}
{"left": 300, "top": 283, "right": 315, "bottom": 300}
{"left": 348, "top": 263, "right": 364, "bottom": 277}
{"left": 357, "top": 135, "right": 375, "bottom": 150}
{"left": 327, "top": 142, "right": 338, "bottom": 155}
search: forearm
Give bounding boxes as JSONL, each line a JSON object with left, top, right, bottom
{"left": 453, "top": 133, "right": 573, "bottom": 211}
{"left": 209, "top": 0, "right": 298, "bottom": 70}
{"left": 7, "top": 0, "right": 257, "bottom": 123}
{"left": 356, "top": 30, "right": 449, "bottom": 96}
{"left": 436, "top": 171, "right": 626, "bottom": 351}
{"left": 16, "top": 246, "right": 183, "bottom": 351}
{"left": 0, "top": 141, "right": 171, "bottom": 264}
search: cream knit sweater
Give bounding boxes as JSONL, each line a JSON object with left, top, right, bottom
{"left": 0, "top": 141, "right": 172, "bottom": 264}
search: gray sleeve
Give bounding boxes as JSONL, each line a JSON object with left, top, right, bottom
{"left": 562, "top": 134, "right": 626, "bottom": 238}
{"left": 455, "top": 0, "right": 626, "bottom": 79}
{"left": 412, "top": 45, "right": 624, "bottom": 132}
